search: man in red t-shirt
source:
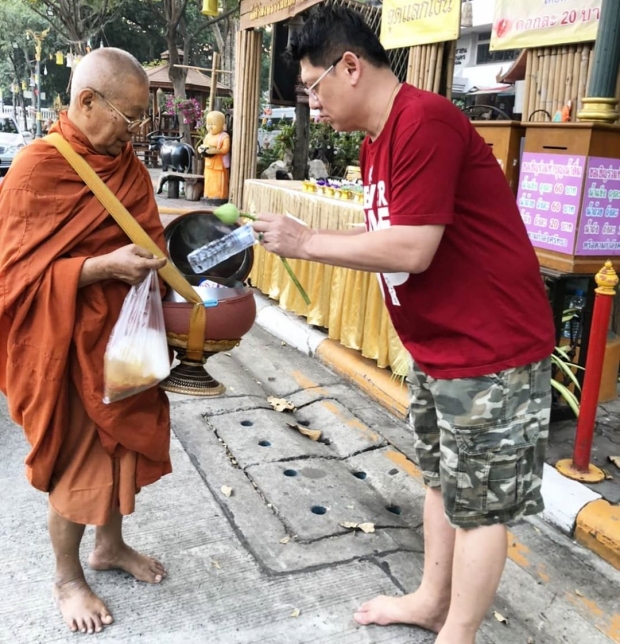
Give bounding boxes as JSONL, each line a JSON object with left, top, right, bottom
{"left": 253, "top": 6, "right": 555, "bottom": 643}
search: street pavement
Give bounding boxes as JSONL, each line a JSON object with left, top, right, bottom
{"left": 151, "top": 173, "right": 620, "bottom": 568}
{"left": 2, "top": 324, "right": 620, "bottom": 643}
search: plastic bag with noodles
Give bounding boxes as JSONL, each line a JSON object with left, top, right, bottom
{"left": 103, "top": 270, "right": 170, "bottom": 403}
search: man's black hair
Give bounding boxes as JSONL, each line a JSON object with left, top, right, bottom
{"left": 286, "top": 5, "right": 391, "bottom": 70}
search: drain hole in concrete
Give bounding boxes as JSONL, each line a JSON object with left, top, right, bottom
{"left": 386, "top": 504, "right": 402, "bottom": 515}
{"left": 258, "top": 440, "right": 271, "bottom": 447}
{"left": 311, "top": 505, "right": 327, "bottom": 515}
{"left": 353, "top": 471, "right": 367, "bottom": 480}
{"left": 283, "top": 469, "right": 298, "bottom": 477}
{"left": 297, "top": 419, "right": 311, "bottom": 426}
{"left": 240, "top": 420, "right": 253, "bottom": 427}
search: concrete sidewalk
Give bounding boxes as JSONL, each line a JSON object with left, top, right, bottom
{"left": 149, "top": 182, "right": 620, "bottom": 573}
{"left": 2, "top": 324, "right": 620, "bottom": 643}
{"left": 252, "top": 293, "right": 620, "bottom": 572}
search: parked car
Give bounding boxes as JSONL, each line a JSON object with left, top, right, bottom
{"left": 0, "top": 115, "right": 30, "bottom": 176}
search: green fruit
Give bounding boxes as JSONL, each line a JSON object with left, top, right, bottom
{"left": 213, "top": 202, "right": 241, "bottom": 225}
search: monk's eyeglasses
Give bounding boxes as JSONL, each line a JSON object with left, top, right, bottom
{"left": 90, "top": 88, "right": 150, "bottom": 132}
{"left": 303, "top": 55, "right": 344, "bottom": 101}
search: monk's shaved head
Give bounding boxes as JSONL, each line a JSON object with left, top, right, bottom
{"left": 70, "top": 48, "right": 148, "bottom": 104}
{"left": 67, "top": 47, "right": 150, "bottom": 156}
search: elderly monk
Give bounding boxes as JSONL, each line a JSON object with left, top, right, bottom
{"left": 0, "top": 48, "right": 171, "bottom": 634}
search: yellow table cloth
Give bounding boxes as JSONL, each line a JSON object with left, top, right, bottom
{"left": 243, "top": 179, "right": 409, "bottom": 376}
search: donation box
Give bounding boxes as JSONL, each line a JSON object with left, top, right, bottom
{"left": 473, "top": 121, "right": 525, "bottom": 195}
{"left": 516, "top": 123, "right": 620, "bottom": 273}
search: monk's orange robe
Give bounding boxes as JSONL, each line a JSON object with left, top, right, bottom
{"left": 0, "top": 113, "right": 172, "bottom": 505}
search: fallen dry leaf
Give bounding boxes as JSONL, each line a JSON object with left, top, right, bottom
{"left": 603, "top": 468, "right": 614, "bottom": 481}
{"left": 609, "top": 455, "right": 620, "bottom": 469}
{"left": 268, "top": 396, "right": 296, "bottom": 412}
{"left": 279, "top": 535, "right": 291, "bottom": 544}
{"left": 290, "top": 608, "right": 301, "bottom": 618}
{"left": 221, "top": 486, "right": 233, "bottom": 498}
{"left": 211, "top": 560, "right": 221, "bottom": 569}
{"left": 493, "top": 611, "right": 508, "bottom": 625}
{"left": 340, "top": 521, "right": 376, "bottom": 534}
{"left": 224, "top": 352, "right": 231, "bottom": 357}
{"left": 287, "top": 422, "right": 321, "bottom": 441}
{"left": 575, "top": 589, "right": 584, "bottom": 597}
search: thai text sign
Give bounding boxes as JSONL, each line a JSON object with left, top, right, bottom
{"left": 239, "top": 0, "right": 321, "bottom": 30}
{"left": 575, "top": 158, "right": 620, "bottom": 256}
{"left": 380, "top": 0, "right": 460, "bottom": 50}
{"left": 517, "top": 153, "right": 586, "bottom": 254}
{"left": 490, "top": 0, "right": 601, "bottom": 51}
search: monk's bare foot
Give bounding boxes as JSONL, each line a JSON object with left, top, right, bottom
{"left": 88, "top": 544, "right": 167, "bottom": 584}
{"left": 353, "top": 591, "right": 449, "bottom": 632}
{"left": 54, "top": 577, "right": 114, "bottom": 634}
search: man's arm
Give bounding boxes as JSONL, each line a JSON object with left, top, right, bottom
{"left": 305, "top": 224, "right": 444, "bottom": 273}
{"left": 254, "top": 214, "right": 443, "bottom": 273}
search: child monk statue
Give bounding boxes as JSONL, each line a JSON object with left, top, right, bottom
{"left": 197, "top": 110, "right": 230, "bottom": 201}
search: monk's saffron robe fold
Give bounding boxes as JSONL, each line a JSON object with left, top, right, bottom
{"left": 0, "top": 113, "right": 171, "bottom": 493}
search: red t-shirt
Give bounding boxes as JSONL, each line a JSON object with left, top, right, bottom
{"left": 360, "top": 84, "right": 555, "bottom": 379}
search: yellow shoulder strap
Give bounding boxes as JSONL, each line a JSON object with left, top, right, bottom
{"left": 45, "top": 132, "right": 206, "bottom": 360}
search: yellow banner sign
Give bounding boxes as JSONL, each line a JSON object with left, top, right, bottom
{"left": 491, "top": 0, "right": 602, "bottom": 51}
{"left": 239, "top": 0, "right": 322, "bottom": 31}
{"left": 380, "top": 0, "right": 460, "bottom": 50}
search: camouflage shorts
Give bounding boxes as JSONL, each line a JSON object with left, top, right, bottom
{"left": 407, "top": 358, "right": 552, "bottom": 530}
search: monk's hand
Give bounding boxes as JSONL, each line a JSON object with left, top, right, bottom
{"left": 252, "top": 213, "right": 314, "bottom": 259}
{"left": 105, "top": 244, "right": 167, "bottom": 286}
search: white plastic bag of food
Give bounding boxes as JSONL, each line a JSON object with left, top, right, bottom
{"left": 103, "top": 270, "right": 170, "bottom": 403}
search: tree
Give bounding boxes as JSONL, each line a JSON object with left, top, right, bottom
{"left": 26, "top": 0, "right": 122, "bottom": 54}
{"left": 159, "top": 0, "right": 240, "bottom": 142}
{"left": 0, "top": 0, "right": 70, "bottom": 127}
{"left": 160, "top": 0, "right": 191, "bottom": 141}
{"left": 100, "top": 0, "right": 168, "bottom": 64}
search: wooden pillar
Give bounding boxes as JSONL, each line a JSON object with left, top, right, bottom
{"left": 209, "top": 52, "right": 220, "bottom": 113}
{"left": 293, "top": 81, "right": 310, "bottom": 180}
{"left": 229, "top": 28, "right": 263, "bottom": 207}
{"left": 578, "top": 0, "right": 620, "bottom": 123}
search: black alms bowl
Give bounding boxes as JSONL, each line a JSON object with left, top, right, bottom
{"left": 164, "top": 211, "right": 253, "bottom": 286}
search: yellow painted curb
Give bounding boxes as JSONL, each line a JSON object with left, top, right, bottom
{"left": 574, "top": 499, "right": 620, "bottom": 571}
{"left": 315, "top": 339, "right": 409, "bottom": 419}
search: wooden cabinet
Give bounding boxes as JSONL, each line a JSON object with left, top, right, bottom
{"left": 473, "top": 121, "right": 525, "bottom": 195}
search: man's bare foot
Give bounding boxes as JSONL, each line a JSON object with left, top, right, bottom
{"left": 353, "top": 591, "right": 449, "bottom": 632}
{"left": 88, "top": 544, "right": 167, "bottom": 584}
{"left": 54, "top": 578, "right": 114, "bottom": 634}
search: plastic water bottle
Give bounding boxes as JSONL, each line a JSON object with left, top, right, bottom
{"left": 187, "top": 224, "right": 255, "bottom": 274}
{"left": 562, "top": 289, "right": 586, "bottom": 340}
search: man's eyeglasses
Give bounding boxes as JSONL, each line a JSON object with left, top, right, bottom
{"left": 91, "top": 88, "right": 150, "bottom": 132}
{"left": 303, "top": 55, "right": 344, "bottom": 101}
